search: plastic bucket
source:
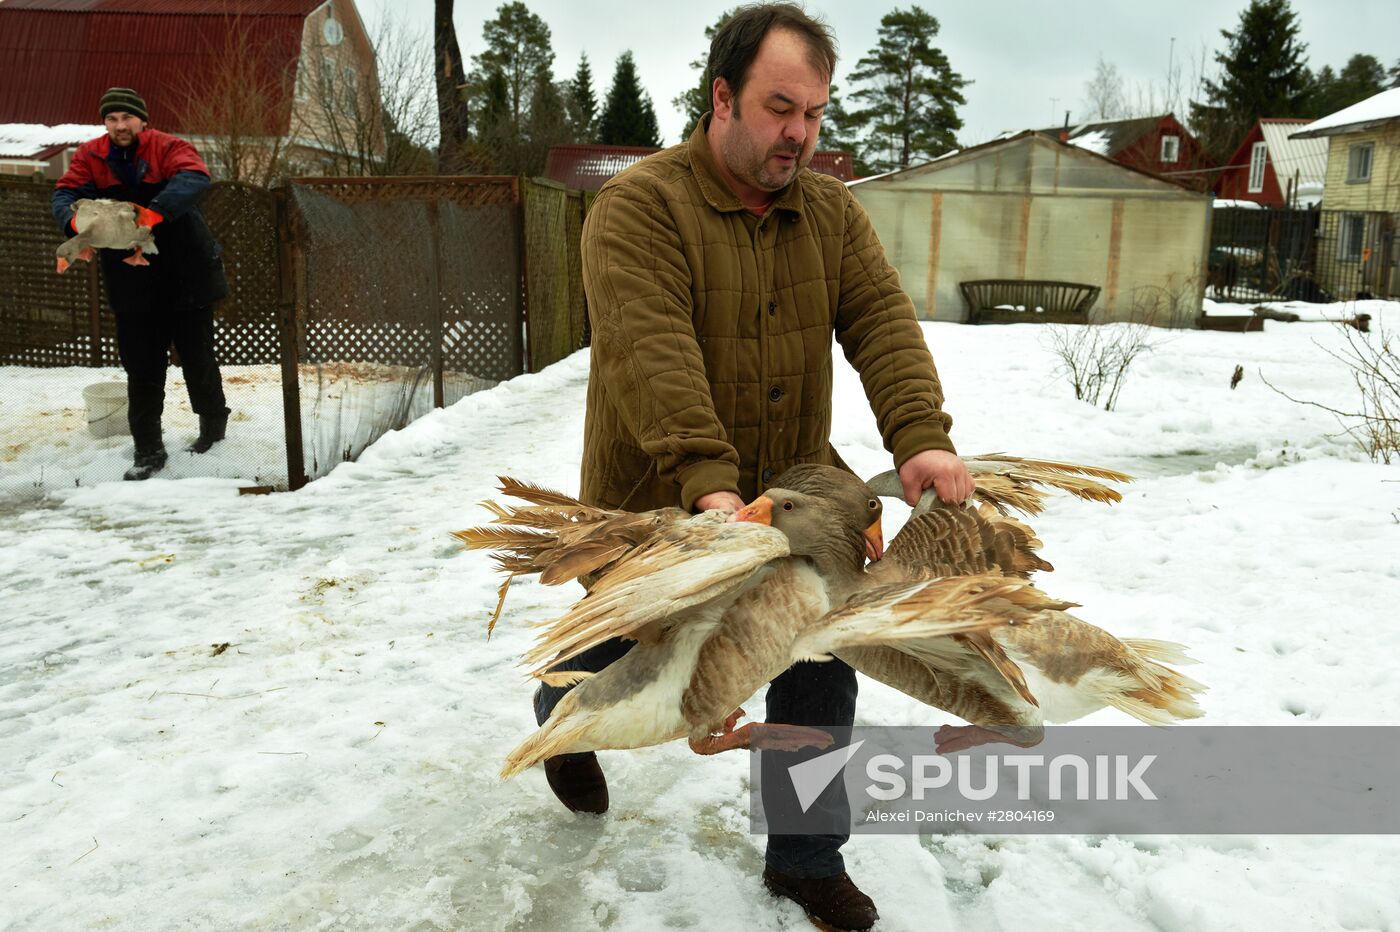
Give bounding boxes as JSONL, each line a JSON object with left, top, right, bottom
{"left": 84, "top": 382, "right": 130, "bottom": 438}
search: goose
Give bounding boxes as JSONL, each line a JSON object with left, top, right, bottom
{"left": 56, "top": 198, "right": 159, "bottom": 273}
{"left": 455, "top": 470, "right": 1068, "bottom": 778}
{"left": 839, "top": 457, "right": 1206, "bottom": 753}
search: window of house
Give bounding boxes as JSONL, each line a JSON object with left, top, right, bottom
{"left": 1347, "top": 143, "right": 1373, "bottom": 183}
{"left": 1247, "top": 141, "right": 1267, "bottom": 193}
{"left": 1160, "top": 135, "right": 1180, "bottom": 164}
{"left": 1339, "top": 213, "right": 1367, "bottom": 261}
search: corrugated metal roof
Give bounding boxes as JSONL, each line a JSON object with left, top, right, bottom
{"left": 1259, "top": 120, "right": 1328, "bottom": 190}
{"left": 809, "top": 150, "right": 854, "bottom": 182}
{"left": 0, "top": 3, "right": 319, "bottom": 133}
{"left": 545, "top": 144, "right": 857, "bottom": 191}
{"left": 546, "top": 144, "right": 660, "bottom": 191}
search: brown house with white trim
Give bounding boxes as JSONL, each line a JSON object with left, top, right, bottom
{"left": 1036, "top": 114, "right": 1216, "bottom": 192}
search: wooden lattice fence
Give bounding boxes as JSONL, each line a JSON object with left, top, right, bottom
{"left": 0, "top": 175, "right": 591, "bottom": 494}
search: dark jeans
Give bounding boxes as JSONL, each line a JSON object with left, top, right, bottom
{"left": 534, "top": 637, "right": 858, "bottom": 878}
{"left": 114, "top": 302, "right": 227, "bottom": 451}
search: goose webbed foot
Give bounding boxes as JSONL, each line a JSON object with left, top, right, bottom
{"left": 689, "top": 708, "right": 834, "bottom": 755}
{"left": 935, "top": 723, "right": 1043, "bottom": 754}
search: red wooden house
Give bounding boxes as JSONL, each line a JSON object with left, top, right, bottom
{"left": 1036, "top": 114, "right": 1215, "bottom": 191}
{"left": 1215, "top": 118, "right": 1329, "bottom": 207}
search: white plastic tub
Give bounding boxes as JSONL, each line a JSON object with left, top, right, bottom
{"left": 83, "top": 382, "right": 129, "bottom": 438}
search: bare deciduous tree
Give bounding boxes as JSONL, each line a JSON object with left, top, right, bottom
{"left": 183, "top": 12, "right": 437, "bottom": 183}
{"left": 1041, "top": 281, "right": 1193, "bottom": 410}
{"left": 1045, "top": 321, "right": 1161, "bottom": 411}
{"left": 179, "top": 15, "right": 295, "bottom": 187}
{"left": 1082, "top": 55, "right": 1127, "bottom": 120}
{"left": 299, "top": 12, "right": 437, "bottom": 176}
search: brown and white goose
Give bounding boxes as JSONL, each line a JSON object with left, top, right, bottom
{"left": 841, "top": 456, "right": 1205, "bottom": 752}
{"left": 56, "top": 198, "right": 159, "bottom": 273}
{"left": 455, "top": 470, "right": 1067, "bottom": 777}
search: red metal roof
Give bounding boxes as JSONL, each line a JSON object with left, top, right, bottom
{"left": 545, "top": 144, "right": 661, "bottom": 191}
{"left": 809, "top": 151, "right": 854, "bottom": 182}
{"left": 0, "top": 1, "right": 321, "bottom": 134}
{"left": 546, "top": 144, "right": 858, "bottom": 191}
{"left": 1, "top": 1, "right": 322, "bottom": 13}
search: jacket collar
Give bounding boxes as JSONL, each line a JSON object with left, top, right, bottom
{"left": 688, "top": 114, "right": 806, "bottom": 221}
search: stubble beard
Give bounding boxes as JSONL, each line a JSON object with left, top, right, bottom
{"left": 723, "top": 114, "right": 806, "bottom": 193}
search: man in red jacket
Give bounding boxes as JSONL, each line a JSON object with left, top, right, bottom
{"left": 53, "top": 87, "right": 231, "bottom": 480}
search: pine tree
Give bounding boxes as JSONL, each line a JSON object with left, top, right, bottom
{"left": 817, "top": 84, "right": 870, "bottom": 173}
{"left": 474, "top": 68, "right": 519, "bottom": 172}
{"left": 1195, "top": 0, "right": 1311, "bottom": 159}
{"left": 523, "top": 72, "right": 571, "bottom": 175}
{"left": 672, "top": 9, "right": 738, "bottom": 129}
{"left": 599, "top": 51, "right": 662, "bottom": 147}
{"left": 847, "top": 6, "right": 968, "bottom": 173}
{"left": 567, "top": 53, "right": 599, "bottom": 143}
{"left": 472, "top": 2, "right": 554, "bottom": 127}
{"left": 1309, "top": 54, "right": 1389, "bottom": 116}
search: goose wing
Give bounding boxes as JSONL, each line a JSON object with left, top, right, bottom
{"left": 798, "top": 574, "right": 1072, "bottom": 659}
{"left": 453, "top": 476, "right": 692, "bottom": 631}
{"left": 870, "top": 499, "right": 1052, "bottom": 584}
{"left": 521, "top": 515, "right": 789, "bottom": 676}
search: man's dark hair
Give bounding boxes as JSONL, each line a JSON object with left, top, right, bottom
{"left": 707, "top": 3, "right": 837, "bottom": 112}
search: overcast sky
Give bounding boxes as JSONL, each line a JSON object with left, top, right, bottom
{"left": 356, "top": 0, "right": 1399, "bottom": 147}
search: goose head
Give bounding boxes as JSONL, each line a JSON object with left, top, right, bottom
{"left": 731, "top": 465, "right": 883, "bottom": 584}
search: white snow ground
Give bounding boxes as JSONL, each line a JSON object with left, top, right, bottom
{"left": 3, "top": 302, "right": 1400, "bottom": 930}
{"left": 0, "top": 363, "right": 466, "bottom": 497}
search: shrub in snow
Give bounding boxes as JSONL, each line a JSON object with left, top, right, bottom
{"left": 1260, "top": 310, "right": 1398, "bottom": 463}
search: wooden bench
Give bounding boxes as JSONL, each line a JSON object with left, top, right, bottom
{"left": 960, "top": 279, "right": 1102, "bottom": 325}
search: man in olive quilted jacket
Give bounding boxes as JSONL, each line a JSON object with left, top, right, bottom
{"left": 538, "top": 5, "right": 974, "bottom": 928}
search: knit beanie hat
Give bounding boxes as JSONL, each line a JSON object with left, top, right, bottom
{"left": 99, "top": 87, "right": 148, "bottom": 122}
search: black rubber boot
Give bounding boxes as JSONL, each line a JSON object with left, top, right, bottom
{"left": 188, "top": 408, "right": 229, "bottom": 454}
{"left": 125, "top": 385, "right": 166, "bottom": 480}
{"left": 124, "top": 445, "right": 168, "bottom": 481}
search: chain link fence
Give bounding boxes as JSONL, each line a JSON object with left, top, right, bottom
{"left": 0, "top": 175, "right": 590, "bottom": 501}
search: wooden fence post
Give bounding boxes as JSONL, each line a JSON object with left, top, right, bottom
{"left": 274, "top": 186, "right": 307, "bottom": 491}
{"left": 87, "top": 261, "right": 102, "bottom": 366}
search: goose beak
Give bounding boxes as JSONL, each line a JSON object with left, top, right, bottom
{"left": 864, "top": 518, "right": 884, "bottom": 562}
{"left": 56, "top": 257, "right": 69, "bottom": 274}
{"left": 730, "top": 496, "right": 773, "bottom": 526}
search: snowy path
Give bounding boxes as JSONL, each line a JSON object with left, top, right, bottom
{"left": 3, "top": 308, "right": 1400, "bottom": 930}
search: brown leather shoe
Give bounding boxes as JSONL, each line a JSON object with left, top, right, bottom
{"left": 763, "top": 866, "right": 878, "bottom": 931}
{"left": 542, "top": 752, "right": 608, "bottom": 814}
